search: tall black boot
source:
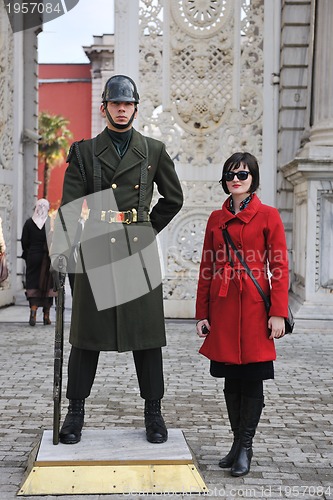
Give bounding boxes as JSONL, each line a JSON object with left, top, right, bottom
{"left": 43, "top": 307, "right": 51, "bottom": 325}
{"left": 59, "top": 399, "right": 85, "bottom": 444}
{"left": 218, "top": 390, "right": 241, "bottom": 468}
{"left": 29, "top": 306, "right": 37, "bottom": 326}
{"left": 144, "top": 399, "right": 168, "bottom": 444}
{"left": 231, "top": 396, "right": 264, "bottom": 477}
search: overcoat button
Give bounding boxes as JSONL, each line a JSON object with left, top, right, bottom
{"left": 133, "top": 237, "right": 138, "bottom": 242}
{"left": 111, "top": 183, "right": 117, "bottom": 189}
{"left": 148, "top": 165, "right": 151, "bottom": 170}
{"left": 134, "top": 184, "right": 139, "bottom": 189}
{"left": 111, "top": 238, "right": 116, "bottom": 243}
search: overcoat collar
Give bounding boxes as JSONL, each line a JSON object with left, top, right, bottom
{"left": 94, "top": 127, "right": 147, "bottom": 179}
{"left": 219, "top": 193, "right": 262, "bottom": 227}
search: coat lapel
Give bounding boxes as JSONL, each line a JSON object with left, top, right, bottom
{"left": 219, "top": 194, "right": 262, "bottom": 226}
{"left": 94, "top": 128, "right": 119, "bottom": 173}
{"left": 94, "top": 128, "right": 147, "bottom": 179}
{"left": 112, "top": 129, "right": 147, "bottom": 180}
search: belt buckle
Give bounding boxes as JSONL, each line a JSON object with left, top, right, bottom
{"left": 116, "top": 212, "right": 125, "bottom": 223}
{"left": 123, "top": 210, "right": 132, "bottom": 224}
{"left": 102, "top": 208, "right": 138, "bottom": 224}
{"left": 107, "top": 210, "right": 117, "bottom": 223}
{"left": 123, "top": 209, "right": 137, "bottom": 224}
{"left": 131, "top": 208, "right": 137, "bottom": 223}
{"left": 107, "top": 210, "right": 128, "bottom": 223}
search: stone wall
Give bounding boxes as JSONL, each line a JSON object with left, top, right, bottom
{"left": 0, "top": 2, "right": 15, "bottom": 305}
{"left": 0, "top": 4, "right": 39, "bottom": 307}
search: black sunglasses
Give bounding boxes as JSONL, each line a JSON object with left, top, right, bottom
{"left": 223, "top": 170, "right": 251, "bottom": 182}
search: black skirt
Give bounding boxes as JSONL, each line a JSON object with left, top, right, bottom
{"left": 210, "top": 360, "right": 274, "bottom": 380}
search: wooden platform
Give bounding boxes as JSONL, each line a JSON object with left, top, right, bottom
{"left": 18, "top": 429, "right": 208, "bottom": 495}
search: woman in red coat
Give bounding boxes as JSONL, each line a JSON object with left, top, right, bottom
{"left": 196, "top": 152, "right": 289, "bottom": 477}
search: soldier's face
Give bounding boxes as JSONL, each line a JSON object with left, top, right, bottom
{"left": 101, "top": 101, "right": 137, "bottom": 131}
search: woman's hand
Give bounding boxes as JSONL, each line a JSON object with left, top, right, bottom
{"left": 196, "top": 319, "right": 210, "bottom": 338}
{"left": 268, "top": 316, "right": 285, "bottom": 339}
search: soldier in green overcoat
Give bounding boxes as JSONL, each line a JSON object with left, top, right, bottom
{"left": 51, "top": 75, "right": 183, "bottom": 445}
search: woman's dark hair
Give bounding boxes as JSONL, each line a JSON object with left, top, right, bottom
{"left": 220, "top": 152, "right": 260, "bottom": 194}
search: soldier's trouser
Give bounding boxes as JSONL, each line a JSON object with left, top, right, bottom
{"left": 132, "top": 347, "right": 164, "bottom": 401}
{"left": 66, "top": 346, "right": 164, "bottom": 401}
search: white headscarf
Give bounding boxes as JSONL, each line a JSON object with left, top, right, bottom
{"left": 32, "top": 199, "right": 50, "bottom": 230}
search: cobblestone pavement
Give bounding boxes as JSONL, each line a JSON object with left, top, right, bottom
{"left": 0, "top": 295, "right": 332, "bottom": 500}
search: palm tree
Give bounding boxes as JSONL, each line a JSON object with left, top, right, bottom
{"left": 38, "top": 112, "right": 73, "bottom": 199}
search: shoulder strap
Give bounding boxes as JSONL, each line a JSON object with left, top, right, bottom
{"left": 90, "top": 137, "right": 103, "bottom": 213}
{"left": 222, "top": 227, "right": 271, "bottom": 312}
{"left": 73, "top": 142, "right": 87, "bottom": 190}
{"left": 137, "top": 136, "right": 148, "bottom": 222}
{"left": 92, "top": 137, "right": 102, "bottom": 193}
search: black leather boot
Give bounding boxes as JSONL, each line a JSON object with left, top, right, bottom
{"left": 218, "top": 390, "right": 241, "bottom": 468}
{"left": 59, "top": 399, "right": 85, "bottom": 444}
{"left": 43, "top": 308, "right": 51, "bottom": 325}
{"left": 29, "top": 307, "right": 37, "bottom": 326}
{"left": 144, "top": 399, "right": 168, "bottom": 444}
{"left": 231, "top": 396, "right": 264, "bottom": 477}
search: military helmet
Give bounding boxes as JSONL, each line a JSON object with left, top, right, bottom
{"left": 102, "top": 75, "right": 140, "bottom": 104}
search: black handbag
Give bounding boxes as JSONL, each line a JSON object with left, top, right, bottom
{"left": 222, "top": 228, "right": 294, "bottom": 334}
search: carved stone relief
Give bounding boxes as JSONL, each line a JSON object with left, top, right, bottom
{"left": 0, "top": 5, "right": 14, "bottom": 171}
{"left": 316, "top": 187, "right": 333, "bottom": 290}
{"left": 163, "top": 180, "right": 226, "bottom": 301}
{"left": 293, "top": 190, "right": 307, "bottom": 291}
{"left": 0, "top": 186, "right": 13, "bottom": 288}
{"left": 139, "top": 0, "right": 264, "bottom": 166}
{"left": 0, "top": 4, "right": 14, "bottom": 291}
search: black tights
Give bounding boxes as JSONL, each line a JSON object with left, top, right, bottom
{"left": 224, "top": 378, "right": 264, "bottom": 398}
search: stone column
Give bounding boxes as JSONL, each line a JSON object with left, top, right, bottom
{"left": 84, "top": 35, "right": 115, "bottom": 137}
{"left": 114, "top": 0, "right": 139, "bottom": 83}
{"left": 282, "top": 0, "right": 333, "bottom": 327}
{"left": 307, "top": 0, "right": 333, "bottom": 149}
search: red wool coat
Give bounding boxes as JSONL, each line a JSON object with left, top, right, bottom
{"left": 196, "top": 194, "right": 289, "bottom": 365}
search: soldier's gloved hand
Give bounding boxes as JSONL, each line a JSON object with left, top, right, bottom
{"left": 51, "top": 255, "right": 67, "bottom": 291}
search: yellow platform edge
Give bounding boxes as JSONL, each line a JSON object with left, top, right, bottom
{"left": 18, "top": 436, "right": 208, "bottom": 496}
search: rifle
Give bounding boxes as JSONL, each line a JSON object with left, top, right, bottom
{"left": 53, "top": 255, "right": 66, "bottom": 445}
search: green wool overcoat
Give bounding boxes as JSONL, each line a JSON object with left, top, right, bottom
{"left": 53, "top": 127, "right": 183, "bottom": 352}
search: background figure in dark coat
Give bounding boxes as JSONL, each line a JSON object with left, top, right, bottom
{"left": 21, "top": 199, "right": 56, "bottom": 326}
{"left": 196, "top": 153, "right": 289, "bottom": 478}
{"left": 51, "top": 75, "right": 183, "bottom": 446}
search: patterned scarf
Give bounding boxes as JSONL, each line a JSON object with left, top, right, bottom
{"left": 228, "top": 194, "right": 253, "bottom": 214}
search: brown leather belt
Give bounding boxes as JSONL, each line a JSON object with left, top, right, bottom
{"left": 89, "top": 208, "right": 149, "bottom": 224}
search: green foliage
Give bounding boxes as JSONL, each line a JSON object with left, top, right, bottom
{"left": 38, "top": 112, "right": 73, "bottom": 199}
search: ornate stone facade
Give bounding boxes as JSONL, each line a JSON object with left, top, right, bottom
{"left": 139, "top": 0, "right": 264, "bottom": 165}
